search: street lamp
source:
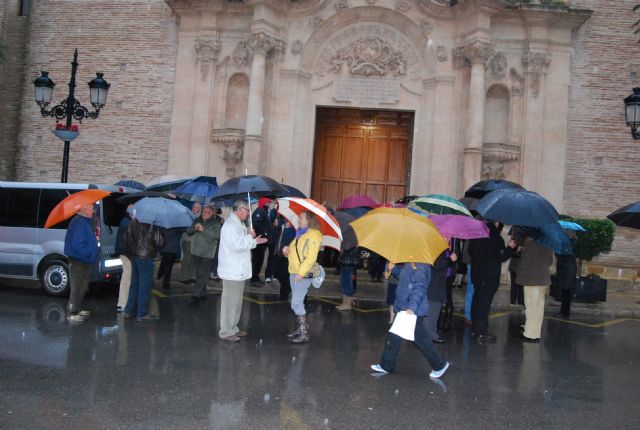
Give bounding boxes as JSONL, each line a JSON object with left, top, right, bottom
{"left": 33, "top": 49, "right": 110, "bottom": 182}
{"left": 624, "top": 87, "right": 640, "bottom": 140}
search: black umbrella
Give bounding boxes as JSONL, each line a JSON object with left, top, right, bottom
{"left": 607, "top": 201, "right": 640, "bottom": 229}
{"left": 460, "top": 196, "right": 480, "bottom": 212}
{"left": 334, "top": 211, "right": 358, "bottom": 250}
{"left": 115, "top": 179, "right": 146, "bottom": 190}
{"left": 476, "top": 189, "right": 559, "bottom": 227}
{"left": 115, "top": 190, "right": 177, "bottom": 205}
{"left": 464, "top": 179, "right": 524, "bottom": 199}
{"left": 282, "top": 184, "right": 307, "bottom": 198}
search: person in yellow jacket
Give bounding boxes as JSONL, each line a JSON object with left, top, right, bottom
{"left": 282, "top": 211, "right": 322, "bottom": 344}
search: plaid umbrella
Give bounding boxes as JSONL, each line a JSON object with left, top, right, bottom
{"left": 408, "top": 194, "right": 472, "bottom": 217}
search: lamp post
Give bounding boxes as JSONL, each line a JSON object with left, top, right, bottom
{"left": 624, "top": 87, "right": 640, "bottom": 140}
{"left": 33, "top": 49, "right": 110, "bottom": 182}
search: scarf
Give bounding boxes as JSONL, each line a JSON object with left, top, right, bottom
{"left": 295, "top": 226, "right": 309, "bottom": 239}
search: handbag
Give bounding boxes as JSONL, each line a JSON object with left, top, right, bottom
{"left": 296, "top": 237, "right": 322, "bottom": 278}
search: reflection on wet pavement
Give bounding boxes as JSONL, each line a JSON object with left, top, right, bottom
{"left": 1, "top": 286, "right": 639, "bottom": 429}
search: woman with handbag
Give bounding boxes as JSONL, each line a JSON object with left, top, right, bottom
{"left": 282, "top": 211, "right": 323, "bottom": 344}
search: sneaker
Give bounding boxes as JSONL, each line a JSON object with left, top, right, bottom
{"left": 220, "top": 335, "right": 241, "bottom": 342}
{"left": 429, "top": 362, "right": 450, "bottom": 379}
{"left": 370, "top": 364, "right": 389, "bottom": 374}
{"left": 78, "top": 310, "right": 91, "bottom": 317}
{"left": 116, "top": 306, "right": 124, "bottom": 313}
{"left": 67, "top": 314, "right": 86, "bottom": 322}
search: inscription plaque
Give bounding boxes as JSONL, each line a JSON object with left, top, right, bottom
{"left": 334, "top": 77, "right": 399, "bottom": 105}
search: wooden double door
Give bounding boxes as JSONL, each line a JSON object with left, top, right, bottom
{"left": 311, "top": 108, "right": 412, "bottom": 210}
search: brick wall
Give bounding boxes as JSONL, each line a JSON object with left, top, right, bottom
{"left": 567, "top": 0, "right": 640, "bottom": 267}
{"left": 14, "top": 0, "right": 177, "bottom": 185}
{"left": 0, "top": 1, "right": 29, "bottom": 181}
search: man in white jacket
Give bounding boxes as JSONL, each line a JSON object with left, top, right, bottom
{"left": 218, "top": 200, "right": 268, "bottom": 341}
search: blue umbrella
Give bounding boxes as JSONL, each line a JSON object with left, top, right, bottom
{"left": 174, "top": 176, "right": 218, "bottom": 203}
{"left": 115, "top": 179, "right": 145, "bottom": 190}
{"left": 559, "top": 220, "right": 586, "bottom": 232}
{"left": 340, "top": 206, "right": 371, "bottom": 219}
{"left": 520, "top": 222, "right": 573, "bottom": 255}
{"left": 476, "top": 190, "right": 559, "bottom": 227}
{"left": 130, "top": 197, "right": 195, "bottom": 229}
{"left": 464, "top": 179, "right": 524, "bottom": 199}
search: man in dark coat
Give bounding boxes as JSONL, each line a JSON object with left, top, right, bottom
{"left": 469, "top": 221, "right": 516, "bottom": 342}
{"left": 250, "top": 198, "right": 273, "bottom": 284}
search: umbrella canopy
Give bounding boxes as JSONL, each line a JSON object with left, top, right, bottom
{"left": 349, "top": 207, "right": 448, "bottom": 264}
{"left": 281, "top": 184, "right": 307, "bottom": 198}
{"left": 115, "top": 190, "right": 176, "bottom": 205}
{"left": 408, "top": 194, "right": 473, "bottom": 217}
{"left": 212, "top": 175, "right": 289, "bottom": 201}
{"left": 338, "top": 195, "right": 379, "bottom": 210}
{"left": 607, "top": 201, "right": 640, "bottom": 229}
{"left": 130, "top": 197, "right": 195, "bottom": 229}
{"left": 340, "top": 206, "right": 371, "bottom": 219}
{"left": 174, "top": 176, "right": 219, "bottom": 203}
{"left": 460, "top": 196, "right": 480, "bottom": 212}
{"left": 114, "top": 179, "right": 145, "bottom": 190}
{"left": 464, "top": 179, "right": 524, "bottom": 199}
{"left": 558, "top": 220, "right": 587, "bottom": 232}
{"left": 277, "top": 197, "right": 342, "bottom": 251}
{"left": 333, "top": 210, "right": 358, "bottom": 250}
{"left": 428, "top": 214, "right": 490, "bottom": 240}
{"left": 520, "top": 222, "right": 573, "bottom": 255}
{"left": 476, "top": 190, "right": 559, "bottom": 227}
{"left": 45, "top": 189, "right": 112, "bottom": 228}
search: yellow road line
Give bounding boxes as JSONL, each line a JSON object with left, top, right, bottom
{"left": 543, "top": 316, "right": 640, "bottom": 328}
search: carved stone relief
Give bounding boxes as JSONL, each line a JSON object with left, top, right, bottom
{"left": 395, "top": 0, "right": 411, "bottom": 13}
{"left": 291, "top": 40, "right": 304, "bottom": 55}
{"left": 421, "top": 20, "right": 433, "bottom": 37}
{"left": 463, "top": 41, "right": 495, "bottom": 66}
{"left": 522, "top": 51, "right": 550, "bottom": 97}
{"left": 310, "top": 16, "right": 323, "bottom": 28}
{"left": 481, "top": 143, "right": 520, "bottom": 180}
{"left": 195, "top": 38, "right": 221, "bottom": 80}
{"left": 452, "top": 47, "right": 467, "bottom": 69}
{"left": 248, "top": 31, "right": 286, "bottom": 56}
{"left": 334, "top": 0, "right": 349, "bottom": 11}
{"left": 232, "top": 41, "right": 251, "bottom": 67}
{"left": 435, "top": 46, "right": 447, "bottom": 62}
{"left": 489, "top": 52, "right": 507, "bottom": 79}
{"left": 212, "top": 129, "right": 245, "bottom": 177}
{"left": 365, "top": 0, "right": 377, "bottom": 4}
{"left": 510, "top": 68, "right": 524, "bottom": 96}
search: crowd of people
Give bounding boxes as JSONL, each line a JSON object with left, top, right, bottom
{"left": 63, "top": 195, "right": 577, "bottom": 380}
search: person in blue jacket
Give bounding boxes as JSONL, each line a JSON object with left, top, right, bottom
{"left": 64, "top": 203, "right": 99, "bottom": 322}
{"left": 371, "top": 262, "right": 450, "bottom": 379}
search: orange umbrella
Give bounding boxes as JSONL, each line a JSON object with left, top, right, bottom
{"left": 277, "top": 197, "right": 342, "bottom": 251}
{"left": 45, "top": 189, "right": 112, "bottom": 228}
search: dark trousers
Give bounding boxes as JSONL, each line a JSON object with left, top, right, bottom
{"left": 251, "top": 243, "right": 268, "bottom": 281}
{"left": 424, "top": 300, "right": 442, "bottom": 340}
{"left": 67, "top": 258, "right": 93, "bottom": 314}
{"left": 192, "top": 255, "right": 213, "bottom": 298}
{"left": 510, "top": 270, "right": 524, "bottom": 305}
{"left": 265, "top": 248, "right": 278, "bottom": 279}
{"left": 158, "top": 252, "right": 177, "bottom": 290}
{"left": 380, "top": 315, "right": 447, "bottom": 372}
{"left": 438, "top": 277, "right": 455, "bottom": 331}
{"left": 560, "top": 289, "right": 572, "bottom": 316}
{"left": 211, "top": 243, "right": 220, "bottom": 276}
{"left": 125, "top": 257, "right": 154, "bottom": 318}
{"left": 471, "top": 280, "right": 498, "bottom": 335}
{"left": 273, "top": 255, "right": 291, "bottom": 299}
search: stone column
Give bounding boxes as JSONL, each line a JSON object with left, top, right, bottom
{"left": 462, "top": 41, "right": 495, "bottom": 189}
{"left": 243, "top": 31, "right": 284, "bottom": 174}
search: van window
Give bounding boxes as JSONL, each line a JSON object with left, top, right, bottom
{"left": 37, "top": 188, "right": 79, "bottom": 229}
{"left": 0, "top": 188, "right": 39, "bottom": 228}
{"left": 102, "top": 193, "right": 128, "bottom": 227}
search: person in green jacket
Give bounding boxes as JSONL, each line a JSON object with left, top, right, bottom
{"left": 187, "top": 204, "right": 221, "bottom": 305}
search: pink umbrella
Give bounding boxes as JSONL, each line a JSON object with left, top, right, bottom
{"left": 338, "top": 195, "right": 379, "bottom": 210}
{"left": 428, "top": 214, "right": 489, "bottom": 240}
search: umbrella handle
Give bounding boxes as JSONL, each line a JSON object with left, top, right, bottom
{"left": 247, "top": 190, "right": 253, "bottom": 231}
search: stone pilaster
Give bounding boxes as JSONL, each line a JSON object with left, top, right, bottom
{"left": 523, "top": 51, "right": 550, "bottom": 98}
{"left": 194, "top": 38, "right": 221, "bottom": 81}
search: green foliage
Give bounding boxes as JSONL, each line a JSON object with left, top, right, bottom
{"left": 569, "top": 218, "right": 616, "bottom": 262}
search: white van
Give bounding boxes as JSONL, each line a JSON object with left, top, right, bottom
{"left": 0, "top": 182, "right": 134, "bottom": 296}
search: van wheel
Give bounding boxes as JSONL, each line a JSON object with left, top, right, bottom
{"left": 40, "top": 260, "right": 70, "bottom": 297}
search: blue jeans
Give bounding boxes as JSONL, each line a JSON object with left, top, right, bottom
{"left": 464, "top": 265, "right": 474, "bottom": 320}
{"left": 340, "top": 265, "right": 356, "bottom": 297}
{"left": 290, "top": 275, "right": 313, "bottom": 316}
{"left": 125, "top": 257, "right": 154, "bottom": 317}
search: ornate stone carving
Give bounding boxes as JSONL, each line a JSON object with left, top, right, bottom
{"left": 212, "top": 128, "right": 245, "bottom": 177}
{"left": 334, "top": 0, "right": 349, "bottom": 11}
{"left": 248, "top": 31, "right": 285, "bottom": 56}
{"left": 481, "top": 160, "right": 507, "bottom": 180}
{"left": 232, "top": 41, "right": 251, "bottom": 67}
{"left": 510, "top": 68, "right": 524, "bottom": 96}
{"left": 310, "top": 16, "right": 323, "bottom": 28}
{"left": 395, "top": 0, "right": 411, "bottom": 13}
{"left": 452, "top": 47, "right": 467, "bottom": 69}
{"left": 195, "top": 39, "right": 221, "bottom": 80}
{"left": 421, "top": 20, "right": 433, "bottom": 37}
{"left": 463, "top": 41, "right": 495, "bottom": 66}
{"left": 523, "top": 51, "right": 550, "bottom": 97}
{"left": 435, "top": 46, "right": 447, "bottom": 62}
{"left": 365, "top": 0, "right": 377, "bottom": 4}
{"left": 328, "top": 37, "right": 406, "bottom": 77}
{"left": 291, "top": 40, "right": 304, "bottom": 56}
{"left": 481, "top": 143, "right": 520, "bottom": 180}
{"left": 489, "top": 52, "right": 507, "bottom": 79}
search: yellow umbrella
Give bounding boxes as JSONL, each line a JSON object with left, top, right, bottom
{"left": 350, "top": 207, "right": 448, "bottom": 264}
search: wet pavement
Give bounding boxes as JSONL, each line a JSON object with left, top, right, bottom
{"left": 1, "top": 283, "right": 640, "bottom": 430}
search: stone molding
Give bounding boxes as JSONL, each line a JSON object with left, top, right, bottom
{"left": 248, "top": 32, "right": 286, "bottom": 57}
{"left": 488, "top": 52, "right": 507, "bottom": 79}
{"left": 211, "top": 128, "right": 245, "bottom": 177}
{"left": 291, "top": 40, "right": 304, "bottom": 55}
{"left": 462, "top": 41, "right": 495, "bottom": 66}
{"left": 435, "top": 46, "right": 448, "bottom": 62}
{"left": 195, "top": 38, "right": 221, "bottom": 81}
{"left": 334, "top": 0, "right": 349, "bottom": 12}
{"left": 481, "top": 143, "right": 520, "bottom": 180}
{"left": 395, "top": 0, "right": 411, "bottom": 13}
{"left": 522, "top": 51, "right": 550, "bottom": 97}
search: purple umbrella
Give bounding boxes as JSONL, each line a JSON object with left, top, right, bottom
{"left": 428, "top": 214, "right": 489, "bottom": 240}
{"left": 338, "top": 195, "right": 379, "bottom": 210}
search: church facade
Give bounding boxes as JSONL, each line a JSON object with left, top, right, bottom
{"left": 1, "top": 0, "right": 639, "bottom": 267}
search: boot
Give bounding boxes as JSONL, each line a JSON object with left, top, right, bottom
{"left": 286, "top": 315, "right": 302, "bottom": 339}
{"left": 336, "top": 295, "right": 353, "bottom": 311}
{"left": 290, "top": 315, "right": 310, "bottom": 344}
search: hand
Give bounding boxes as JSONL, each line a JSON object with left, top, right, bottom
{"left": 282, "top": 246, "right": 290, "bottom": 256}
{"left": 249, "top": 228, "right": 256, "bottom": 238}
{"left": 255, "top": 235, "right": 268, "bottom": 245}
{"left": 450, "top": 252, "right": 458, "bottom": 262}
{"left": 508, "top": 239, "right": 517, "bottom": 249}
{"left": 387, "top": 262, "right": 395, "bottom": 271}
{"left": 195, "top": 223, "right": 203, "bottom": 232}
{"left": 405, "top": 309, "right": 415, "bottom": 315}
{"left": 294, "top": 274, "right": 303, "bottom": 282}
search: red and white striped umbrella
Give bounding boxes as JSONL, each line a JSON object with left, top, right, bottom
{"left": 277, "top": 197, "right": 342, "bottom": 251}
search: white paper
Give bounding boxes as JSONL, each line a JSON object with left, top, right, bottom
{"left": 389, "top": 311, "right": 417, "bottom": 341}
